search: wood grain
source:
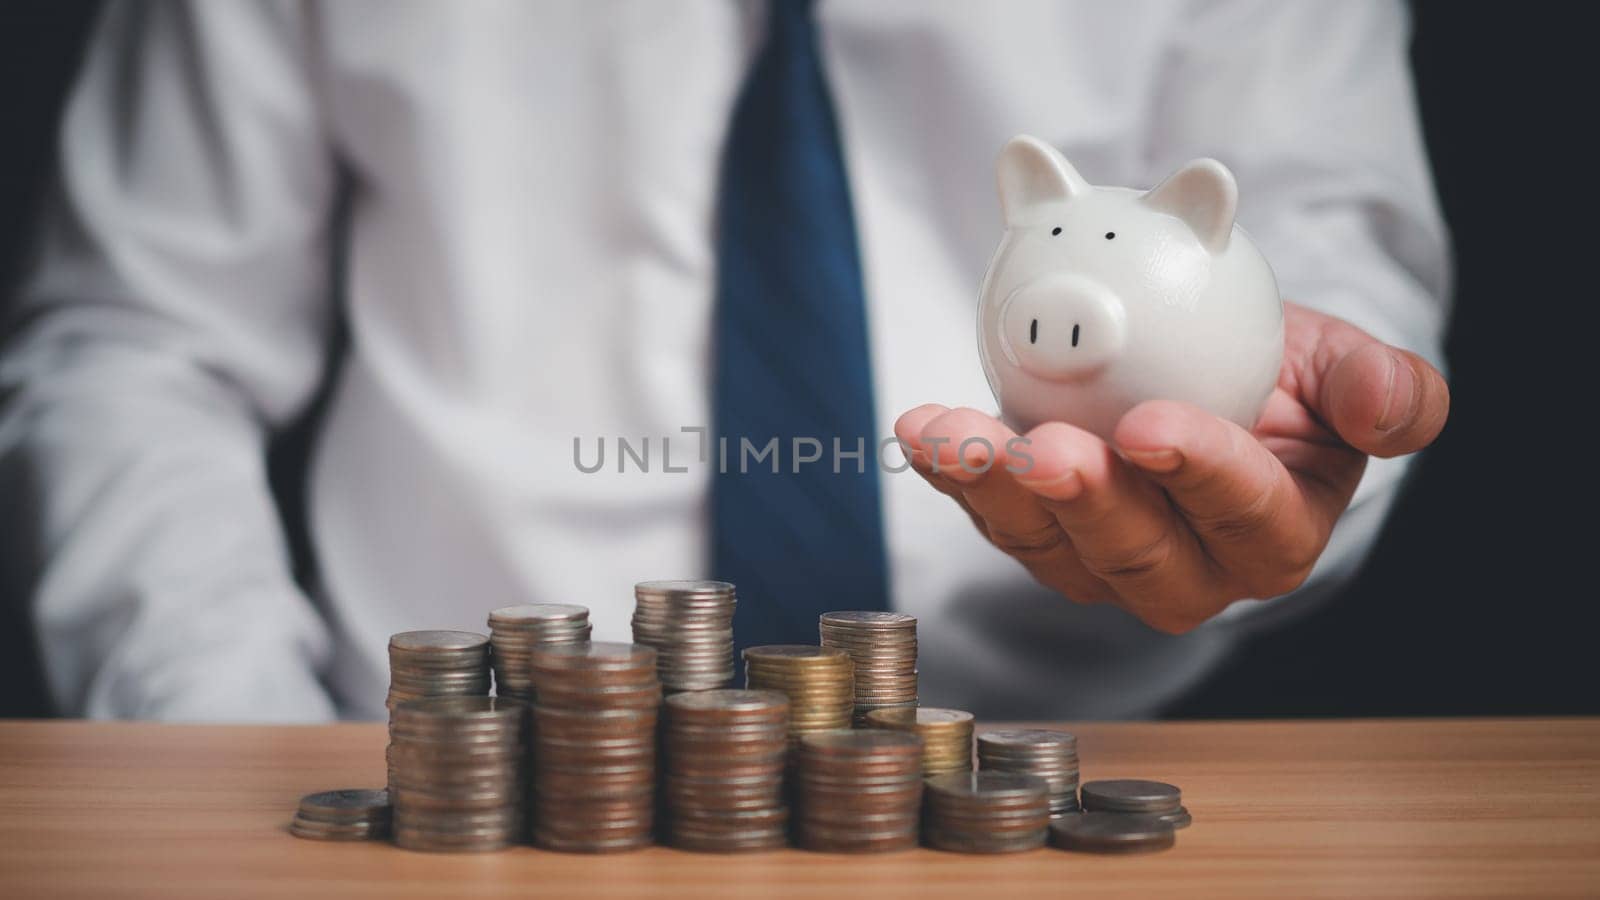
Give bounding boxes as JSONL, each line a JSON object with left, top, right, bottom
{"left": 1, "top": 718, "right": 1597, "bottom": 899}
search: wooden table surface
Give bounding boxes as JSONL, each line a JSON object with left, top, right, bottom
{"left": 1, "top": 718, "right": 1597, "bottom": 899}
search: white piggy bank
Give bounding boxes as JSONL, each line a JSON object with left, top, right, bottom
{"left": 978, "top": 135, "right": 1284, "bottom": 439}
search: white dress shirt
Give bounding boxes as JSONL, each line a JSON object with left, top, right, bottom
{"left": 0, "top": 0, "right": 1449, "bottom": 721}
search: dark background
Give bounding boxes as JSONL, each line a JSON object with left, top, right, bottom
{"left": 1, "top": 3, "right": 1591, "bottom": 718}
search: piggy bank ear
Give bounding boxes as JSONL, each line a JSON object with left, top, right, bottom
{"left": 1141, "top": 159, "right": 1238, "bottom": 253}
{"left": 997, "top": 135, "right": 1090, "bottom": 227}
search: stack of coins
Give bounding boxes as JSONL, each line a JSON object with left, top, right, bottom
{"left": 922, "top": 772, "right": 1051, "bottom": 854}
{"left": 387, "top": 696, "right": 526, "bottom": 852}
{"left": 818, "top": 611, "right": 918, "bottom": 725}
{"left": 289, "top": 789, "right": 392, "bottom": 842}
{"left": 743, "top": 646, "right": 854, "bottom": 746}
{"left": 977, "top": 729, "right": 1081, "bottom": 816}
{"left": 865, "top": 707, "right": 974, "bottom": 777}
{"left": 631, "top": 581, "right": 737, "bottom": 692}
{"left": 386, "top": 631, "right": 492, "bottom": 710}
{"left": 662, "top": 689, "right": 791, "bottom": 852}
{"left": 1050, "top": 811, "right": 1177, "bottom": 854}
{"left": 528, "top": 642, "right": 661, "bottom": 853}
{"left": 793, "top": 730, "right": 923, "bottom": 853}
{"left": 486, "top": 604, "right": 591, "bottom": 702}
{"left": 1081, "top": 779, "right": 1189, "bottom": 829}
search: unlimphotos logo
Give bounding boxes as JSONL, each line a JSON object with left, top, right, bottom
{"left": 572, "top": 427, "right": 1035, "bottom": 476}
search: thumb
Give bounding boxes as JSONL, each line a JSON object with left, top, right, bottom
{"left": 1318, "top": 340, "right": 1450, "bottom": 458}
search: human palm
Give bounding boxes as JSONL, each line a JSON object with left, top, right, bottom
{"left": 894, "top": 301, "right": 1450, "bottom": 633}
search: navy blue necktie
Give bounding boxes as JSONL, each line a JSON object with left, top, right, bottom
{"left": 711, "top": 0, "right": 890, "bottom": 654}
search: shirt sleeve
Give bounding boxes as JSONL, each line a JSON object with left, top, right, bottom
{"left": 0, "top": 0, "right": 340, "bottom": 720}
{"left": 1142, "top": 0, "right": 1452, "bottom": 629}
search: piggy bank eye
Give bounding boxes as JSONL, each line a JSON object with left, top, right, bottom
{"left": 1104, "top": 232, "right": 1116, "bottom": 240}
{"left": 1051, "top": 227, "right": 1062, "bottom": 236}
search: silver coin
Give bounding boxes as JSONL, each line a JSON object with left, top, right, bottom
{"left": 925, "top": 827, "right": 1048, "bottom": 854}
{"left": 296, "top": 788, "right": 391, "bottom": 819}
{"left": 669, "top": 828, "right": 787, "bottom": 853}
{"left": 869, "top": 707, "right": 971, "bottom": 728}
{"left": 290, "top": 816, "right": 390, "bottom": 841}
{"left": 389, "top": 630, "right": 490, "bottom": 652}
{"left": 743, "top": 645, "right": 851, "bottom": 662}
{"left": 978, "top": 729, "right": 1077, "bottom": 751}
{"left": 531, "top": 641, "right": 657, "bottom": 670}
{"left": 925, "top": 771, "right": 1048, "bottom": 802}
{"left": 1157, "top": 806, "right": 1193, "bottom": 829}
{"left": 1049, "top": 811, "right": 1176, "bottom": 853}
{"left": 799, "top": 729, "right": 921, "bottom": 755}
{"left": 665, "top": 689, "right": 790, "bottom": 715}
{"left": 391, "top": 695, "right": 527, "bottom": 724}
{"left": 488, "top": 603, "right": 590, "bottom": 623}
{"left": 635, "top": 579, "right": 735, "bottom": 596}
{"left": 819, "top": 611, "right": 917, "bottom": 628}
{"left": 533, "top": 831, "right": 653, "bottom": 854}
{"left": 1080, "top": 779, "right": 1182, "bottom": 813}
{"left": 794, "top": 823, "right": 919, "bottom": 853}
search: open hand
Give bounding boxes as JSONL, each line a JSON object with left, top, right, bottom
{"left": 894, "top": 301, "right": 1449, "bottom": 633}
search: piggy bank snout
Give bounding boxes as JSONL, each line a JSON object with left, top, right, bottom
{"left": 999, "top": 274, "right": 1126, "bottom": 383}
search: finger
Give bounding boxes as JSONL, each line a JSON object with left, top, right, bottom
{"left": 895, "top": 403, "right": 963, "bottom": 496}
{"left": 1016, "top": 420, "right": 1221, "bottom": 631}
{"left": 917, "top": 408, "right": 1115, "bottom": 602}
{"left": 897, "top": 404, "right": 1026, "bottom": 547}
{"left": 895, "top": 403, "right": 987, "bottom": 531}
{"left": 1115, "top": 400, "right": 1357, "bottom": 597}
{"left": 893, "top": 403, "right": 952, "bottom": 455}
{"left": 907, "top": 406, "right": 1015, "bottom": 483}
{"left": 918, "top": 408, "right": 1056, "bottom": 546}
{"left": 1318, "top": 341, "right": 1450, "bottom": 458}
{"left": 1255, "top": 387, "right": 1370, "bottom": 489}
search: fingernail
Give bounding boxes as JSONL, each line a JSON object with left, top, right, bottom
{"left": 1376, "top": 350, "right": 1417, "bottom": 433}
{"left": 1124, "top": 448, "right": 1183, "bottom": 473}
{"left": 1016, "top": 468, "right": 1084, "bottom": 501}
